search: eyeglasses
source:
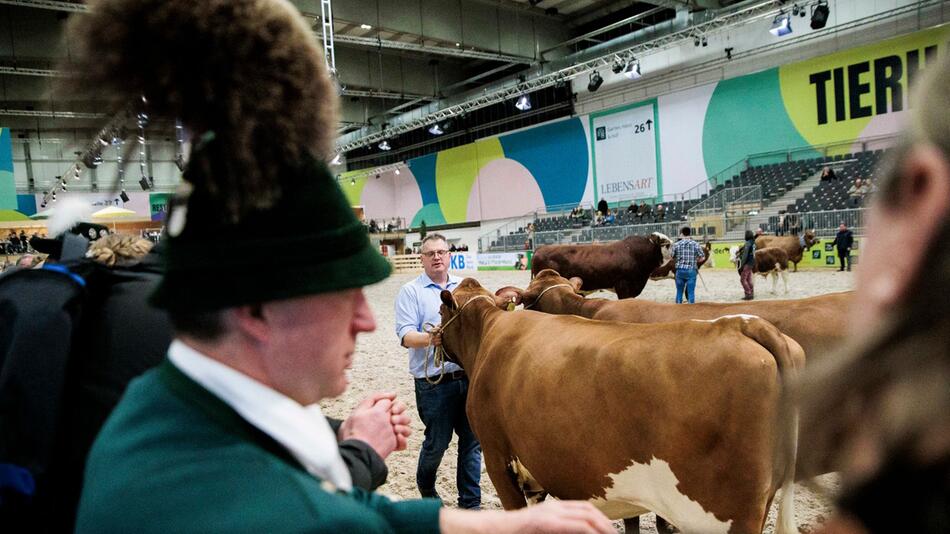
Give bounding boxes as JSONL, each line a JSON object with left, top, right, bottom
{"left": 421, "top": 250, "right": 450, "bottom": 258}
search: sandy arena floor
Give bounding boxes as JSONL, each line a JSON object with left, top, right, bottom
{"left": 321, "top": 268, "right": 856, "bottom": 533}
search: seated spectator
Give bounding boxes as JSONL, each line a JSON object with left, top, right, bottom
{"left": 597, "top": 198, "right": 608, "bottom": 217}
{"left": 604, "top": 210, "right": 616, "bottom": 226}
{"left": 655, "top": 204, "right": 665, "bottom": 221}
{"left": 848, "top": 178, "right": 870, "bottom": 208}
{"left": 638, "top": 201, "right": 651, "bottom": 221}
{"left": 626, "top": 201, "right": 638, "bottom": 215}
{"left": 820, "top": 166, "right": 837, "bottom": 181}
{"left": 368, "top": 219, "right": 379, "bottom": 233}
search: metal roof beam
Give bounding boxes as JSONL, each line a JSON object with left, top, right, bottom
{"left": 330, "top": 33, "right": 535, "bottom": 63}
{"left": 0, "top": 0, "right": 86, "bottom": 12}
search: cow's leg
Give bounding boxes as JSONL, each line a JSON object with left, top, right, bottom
{"left": 617, "top": 278, "right": 648, "bottom": 300}
{"left": 622, "top": 517, "right": 639, "bottom": 532}
{"left": 781, "top": 270, "right": 789, "bottom": 294}
{"left": 656, "top": 515, "right": 674, "bottom": 533}
{"left": 770, "top": 271, "right": 777, "bottom": 294}
{"left": 485, "top": 453, "right": 529, "bottom": 509}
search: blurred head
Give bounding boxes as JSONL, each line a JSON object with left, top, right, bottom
{"left": 680, "top": 226, "right": 691, "bottom": 237}
{"left": 839, "top": 223, "right": 847, "bottom": 232}
{"left": 744, "top": 230, "right": 754, "bottom": 241}
{"left": 797, "top": 53, "right": 950, "bottom": 484}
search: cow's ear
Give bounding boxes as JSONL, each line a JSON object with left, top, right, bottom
{"left": 569, "top": 277, "right": 584, "bottom": 292}
{"left": 494, "top": 286, "right": 523, "bottom": 307}
{"left": 440, "top": 290, "right": 457, "bottom": 309}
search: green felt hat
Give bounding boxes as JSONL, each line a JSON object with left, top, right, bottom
{"left": 150, "top": 136, "right": 391, "bottom": 312}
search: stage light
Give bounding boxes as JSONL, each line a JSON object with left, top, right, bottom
{"left": 770, "top": 12, "right": 792, "bottom": 37}
{"left": 588, "top": 71, "right": 604, "bottom": 92}
{"left": 395, "top": 168, "right": 401, "bottom": 175}
{"left": 623, "top": 60, "right": 641, "bottom": 80}
{"left": 330, "top": 153, "right": 342, "bottom": 165}
{"left": 811, "top": 1, "right": 829, "bottom": 29}
{"left": 378, "top": 140, "right": 391, "bottom": 151}
{"left": 428, "top": 123, "right": 444, "bottom": 135}
{"left": 612, "top": 59, "right": 625, "bottom": 74}
{"left": 694, "top": 36, "right": 700, "bottom": 47}
{"left": 515, "top": 94, "right": 531, "bottom": 111}
{"left": 701, "top": 36, "right": 708, "bottom": 47}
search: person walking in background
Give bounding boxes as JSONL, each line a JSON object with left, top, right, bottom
{"left": 832, "top": 223, "right": 854, "bottom": 272}
{"left": 738, "top": 230, "right": 757, "bottom": 300}
{"left": 670, "top": 226, "right": 705, "bottom": 304}
{"left": 395, "top": 233, "right": 482, "bottom": 510}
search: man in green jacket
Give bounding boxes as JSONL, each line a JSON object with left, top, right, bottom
{"left": 69, "top": 1, "right": 613, "bottom": 532}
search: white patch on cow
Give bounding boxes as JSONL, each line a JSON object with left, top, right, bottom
{"left": 587, "top": 457, "right": 732, "bottom": 533}
{"left": 691, "top": 313, "right": 760, "bottom": 323}
{"left": 509, "top": 457, "right": 546, "bottom": 504}
{"left": 653, "top": 232, "right": 673, "bottom": 260}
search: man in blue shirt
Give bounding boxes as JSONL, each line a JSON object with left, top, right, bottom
{"left": 395, "top": 233, "right": 482, "bottom": 509}
{"left": 670, "top": 226, "right": 706, "bottom": 304}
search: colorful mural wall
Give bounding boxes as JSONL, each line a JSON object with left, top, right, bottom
{"left": 0, "top": 128, "right": 25, "bottom": 221}
{"left": 346, "top": 26, "right": 949, "bottom": 227}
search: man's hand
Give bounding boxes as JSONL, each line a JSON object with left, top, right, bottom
{"left": 338, "top": 392, "right": 399, "bottom": 459}
{"left": 439, "top": 501, "right": 614, "bottom": 534}
{"left": 429, "top": 328, "right": 442, "bottom": 347}
{"left": 389, "top": 398, "right": 412, "bottom": 452}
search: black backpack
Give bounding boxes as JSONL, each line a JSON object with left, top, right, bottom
{"left": 0, "top": 256, "right": 171, "bottom": 532}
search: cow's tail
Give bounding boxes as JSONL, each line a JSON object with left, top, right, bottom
{"left": 739, "top": 318, "right": 804, "bottom": 534}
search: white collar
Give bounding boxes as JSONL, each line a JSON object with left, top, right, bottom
{"left": 168, "top": 340, "right": 352, "bottom": 491}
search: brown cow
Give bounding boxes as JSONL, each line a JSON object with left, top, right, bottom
{"left": 531, "top": 233, "right": 672, "bottom": 299}
{"left": 755, "top": 230, "right": 818, "bottom": 272}
{"left": 438, "top": 278, "right": 802, "bottom": 534}
{"left": 501, "top": 268, "right": 850, "bottom": 366}
{"left": 730, "top": 245, "right": 790, "bottom": 294}
{"left": 649, "top": 240, "right": 712, "bottom": 280}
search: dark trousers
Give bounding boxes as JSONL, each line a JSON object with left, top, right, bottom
{"left": 740, "top": 265, "right": 755, "bottom": 297}
{"left": 414, "top": 376, "right": 482, "bottom": 509}
{"left": 838, "top": 251, "right": 851, "bottom": 271}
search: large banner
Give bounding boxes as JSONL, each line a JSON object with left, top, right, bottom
{"left": 590, "top": 100, "right": 661, "bottom": 204}
{"left": 476, "top": 251, "right": 532, "bottom": 271}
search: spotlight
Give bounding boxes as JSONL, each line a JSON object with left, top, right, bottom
{"left": 770, "top": 12, "right": 792, "bottom": 37}
{"left": 378, "top": 140, "right": 391, "bottom": 151}
{"left": 360, "top": 23, "right": 372, "bottom": 30}
{"left": 120, "top": 190, "right": 130, "bottom": 202}
{"left": 395, "top": 168, "right": 401, "bottom": 175}
{"left": 694, "top": 36, "right": 700, "bottom": 47}
{"left": 701, "top": 36, "right": 708, "bottom": 47}
{"left": 725, "top": 47, "right": 734, "bottom": 60}
{"left": 92, "top": 154, "right": 103, "bottom": 167}
{"left": 515, "top": 94, "right": 532, "bottom": 111}
{"left": 623, "top": 60, "right": 641, "bottom": 80}
{"left": 612, "top": 59, "right": 625, "bottom": 74}
{"left": 792, "top": 5, "right": 800, "bottom": 16}
{"left": 587, "top": 71, "right": 604, "bottom": 92}
{"left": 811, "top": 1, "right": 829, "bottom": 29}
{"left": 428, "top": 123, "right": 444, "bottom": 136}
{"left": 330, "top": 153, "right": 342, "bottom": 166}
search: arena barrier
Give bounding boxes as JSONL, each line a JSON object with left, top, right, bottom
{"left": 389, "top": 254, "right": 423, "bottom": 273}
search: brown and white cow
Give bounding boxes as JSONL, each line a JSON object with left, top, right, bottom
{"left": 501, "top": 268, "right": 850, "bottom": 365}
{"left": 730, "top": 245, "right": 791, "bottom": 294}
{"left": 755, "top": 230, "right": 818, "bottom": 272}
{"left": 438, "top": 278, "right": 802, "bottom": 534}
{"left": 531, "top": 233, "right": 672, "bottom": 299}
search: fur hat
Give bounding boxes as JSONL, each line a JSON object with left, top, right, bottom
{"left": 65, "top": 0, "right": 390, "bottom": 311}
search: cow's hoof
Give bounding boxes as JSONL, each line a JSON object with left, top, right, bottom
{"left": 622, "top": 516, "right": 639, "bottom": 532}
{"left": 656, "top": 516, "right": 676, "bottom": 533}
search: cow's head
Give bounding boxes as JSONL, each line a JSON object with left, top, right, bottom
{"left": 438, "top": 278, "right": 510, "bottom": 366}
{"left": 728, "top": 245, "right": 741, "bottom": 266}
{"left": 803, "top": 229, "right": 818, "bottom": 249}
{"left": 650, "top": 232, "right": 673, "bottom": 260}
{"left": 515, "top": 269, "right": 583, "bottom": 311}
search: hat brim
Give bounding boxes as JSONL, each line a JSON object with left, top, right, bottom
{"left": 150, "top": 241, "right": 392, "bottom": 312}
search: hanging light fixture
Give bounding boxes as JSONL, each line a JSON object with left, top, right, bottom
{"left": 514, "top": 94, "right": 532, "bottom": 111}
{"left": 770, "top": 11, "right": 792, "bottom": 37}
{"left": 378, "top": 140, "right": 391, "bottom": 151}
{"left": 428, "top": 123, "right": 444, "bottom": 136}
{"left": 588, "top": 71, "right": 604, "bottom": 92}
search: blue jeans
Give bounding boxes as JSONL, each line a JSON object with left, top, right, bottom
{"left": 675, "top": 268, "right": 697, "bottom": 303}
{"left": 414, "top": 377, "right": 482, "bottom": 509}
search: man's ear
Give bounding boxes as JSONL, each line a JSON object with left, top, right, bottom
{"left": 440, "top": 290, "right": 457, "bottom": 309}
{"left": 232, "top": 303, "right": 270, "bottom": 343}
